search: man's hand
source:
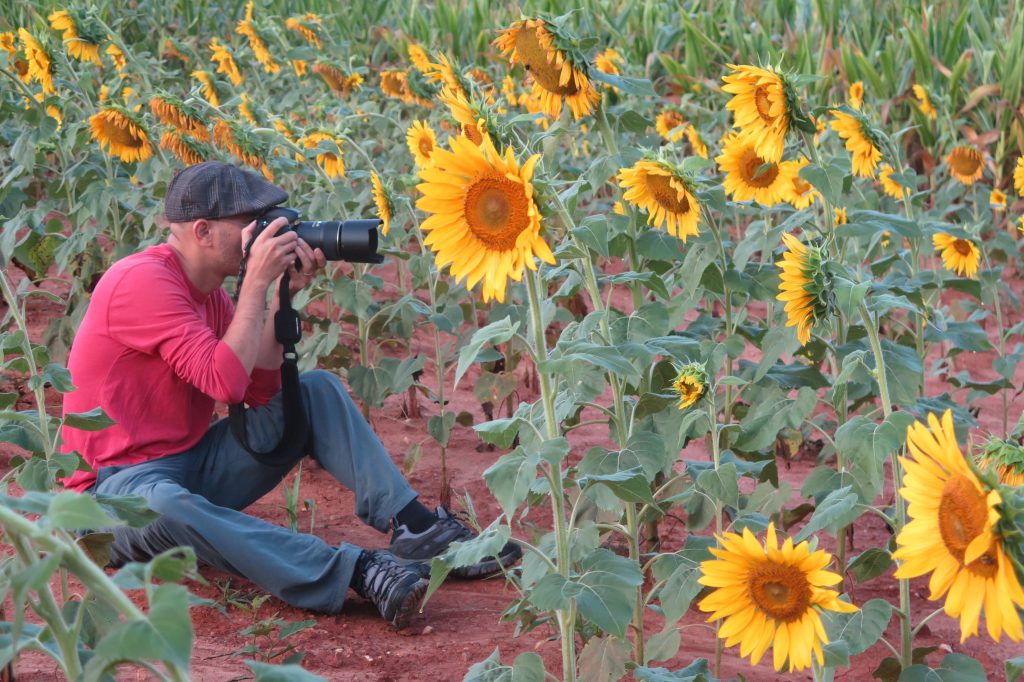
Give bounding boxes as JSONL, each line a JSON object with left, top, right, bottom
{"left": 240, "top": 217, "right": 300, "bottom": 289}
{"left": 287, "top": 239, "right": 327, "bottom": 294}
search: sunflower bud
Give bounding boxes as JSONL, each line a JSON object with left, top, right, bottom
{"left": 671, "top": 362, "right": 708, "bottom": 410}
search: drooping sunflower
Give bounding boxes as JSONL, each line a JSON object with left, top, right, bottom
{"left": 149, "top": 94, "right": 210, "bottom": 141}
{"left": 912, "top": 84, "right": 937, "bottom": 120}
{"left": 380, "top": 70, "right": 412, "bottom": 102}
{"left": 89, "top": 106, "right": 153, "bottom": 163}
{"left": 933, "top": 233, "right": 980, "bottom": 278}
{"left": 617, "top": 159, "right": 701, "bottom": 241}
{"left": 159, "top": 131, "right": 206, "bottom": 166}
{"left": 237, "top": 16, "right": 280, "bottom": 74}
{"left": 106, "top": 42, "right": 126, "bottom": 72}
{"left": 594, "top": 47, "right": 624, "bottom": 78}
{"left": 423, "top": 53, "right": 469, "bottom": 100}
{"left": 48, "top": 9, "right": 103, "bottom": 66}
{"left": 313, "top": 63, "right": 355, "bottom": 95}
{"left": 830, "top": 109, "right": 882, "bottom": 178}
{"left": 717, "top": 133, "right": 797, "bottom": 206}
{"left": 1014, "top": 158, "right": 1024, "bottom": 195}
{"left": 291, "top": 59, "right": 307, "bottom": 76}
{"left": 408, "top": 43, "right": 432, "bottom": 74}
{"left": 18, "top": 29, "right": 55, "bottom": 95}
{"left": 494, "top": 18, "right": 600, "bottom": 120}
{"left": 990, "top": 189, "right": 1007, "bottom": 211}
{"left": 833, "top": 207, "right": 848, "bottom": 226}
{"left": 30, "top": 92, "right": 61, "bottom": 128}
{"left": 878, "top": 164, "right": 908, "bottom": 199}
{"left": 415, "top": 133, "right": 555, "bottom": 303}
{"left": 439, "top": 86, "right": 489, "bottom": 145}
{"left": 671, "top": 362, "right": 707, "bottom": 410}
{"left": 370, "top": 171, "right": 393, "bottom": 237}
{"left": 213, "top": 118, "right": 271, "bottom": 179}
{"left": 776, "top": 233, "right": 830, "bottom": 345}
{"left": 406, "top": 120, "right": 438, "bottom": 169}
{"left": 209, "top": 37, "right": 243, "bottom": 86}
{"left": 699, "top": 523, "right": 858, "bottom": 672}
{"left": 894, "top": 410, "right": 1024, "bottom": 642}
{"left": 977, "top": 437, "right": 1024, "bottom": 487}
{"left": 285, "top": 14, "right": 322, "bottom": 48}
{"left": 162, "top": 38, "right": 190, "bottom": 65}
{"left": 722, "top": 64, "right": 793, "bottom": 163}
{"left": 782, "top": 157, "right": 820, "bottom": 209}
{"left": 947, "top": 146, "right": 984, "bottom": 185}
{"left": 849, "top": 81, "right": 864, "bottom": 110}
{"left": 301, "top": 131, "right": 345, "bottom": 179}
{"left": 685, "top": 125, "right": 709, "bottom": 159}
{"left": 655, "top": 109, "right": 685, "bottom": 143}
{"left": 191, "top": 70, "right": 220, "bottom": 107}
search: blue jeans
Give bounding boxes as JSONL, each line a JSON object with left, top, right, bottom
{"left": 92, "top": 370, "right": 417, "bottom": 614}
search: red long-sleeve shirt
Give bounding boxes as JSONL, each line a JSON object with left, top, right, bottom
{"left": 61, "top": 244, "right": 281, "bottom": 491}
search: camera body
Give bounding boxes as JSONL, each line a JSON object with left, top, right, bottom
{"left": 254, "top": 207, "right": 383, "bottom": 264}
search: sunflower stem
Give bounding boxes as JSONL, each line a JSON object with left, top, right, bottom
{"left": 799, "top": 130, "right": 837, "bottom": 252}
{"left": 707, "top": 395, "right": 725, "bottom": 680}
{"left": 526, "top": 265, "right": 576, "bottom": 682}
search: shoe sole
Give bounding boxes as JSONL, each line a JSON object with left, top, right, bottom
{"left": 390, "top": 577, "right": 429, "bottom": 630}
{"left": 450, "top": 545, "right": 523, "bottom": 579}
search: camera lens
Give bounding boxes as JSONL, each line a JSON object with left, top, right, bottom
{"left": 294, "top": 219, "right": 383, "bottom": 263}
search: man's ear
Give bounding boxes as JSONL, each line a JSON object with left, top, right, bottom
{"left": 192, "top": 218, "right": 214, "bottom": 245}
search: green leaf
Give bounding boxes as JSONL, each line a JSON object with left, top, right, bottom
{"left": 1006, "top": 656, "right": 1024, "bottom": 682}
{"left": 575, "top": 549, "right": 644, "bottom": 638}
{"left": 93, "top": 493, "right": 159, "bottom": 528}
{"left": 732, "top": 386, "right": 817, "bottom": 452}
{"left": 454, "top": 317, "right": 519, "bottom": 390}
{"left": 578, "top": 636, "right": 629, "bottom": 682}
{"left": 147, "top": 583, "right": 193, "bottom": 672}
{"left": 847, "top": 547, "right": 893, "bottom": 583}
{"left": 795, "top": 486, "right": 861, "bottom": 541}
{"left": 825, "top": 598, "right": 891, "bottom": 655}
{"left": 834, "top": 277, "right": 871, "bottom": 318}
{"left": 425, "top": 521, "right": 511, "bottom": 604}
{"left": 62, "top": 407, "right": 116, "bottom": 431}
{"left": 754, "top": 326, "right": 799, "bottom": 382}
{"left": 483, "top": 448, "right": 539, "bottom": 518}
{"left": 511, "top": 652, "right": 545, "bottom": 682}
{"left": 879, "top": 341, "right": 923, "bottom": 407}
{"left": 899, "top": 654, "right": 987, "bottom": 682}
{"left": 427, "top": 412, "right": 457, "bottom": 447}
{"left": 643, "top": 628, "right": 681, "bottom": 665}
{"left": 694, "top": 462, "right": 739, "bottom": 508}
{"left": 246, "top": 661, "right": 327, "bottom": 682}
{"left": 633, "top": 659, "right": 713, "bottom": 681}
{"left": 590, "top": 69, "right": 656, "bottom": 96}
{"left": 800, "top": 163, "right": 842, "bottom": 206}
{"left": 474, "top": 415, "right": 522, "bottom": 449}
{"left": 834, "top": 412, "right": 914, "bottom": 502}
{"left": 574, "top": 218, "right": 610, "bottom": 259}
{"left": 578, "top": 467, "right": 658, "bottom": 507}
{"left": 40, "top": 363, "right": 75, "bottom": 393}
{"left": 541, "top": 342, "right": 641, "bottom": 384}
{"left": 47, "top": 491, "right": 124, "bottom": 530}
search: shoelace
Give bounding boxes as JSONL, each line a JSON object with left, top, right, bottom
{"left": 358, "top": 554, "right": 408, "bottom": 601}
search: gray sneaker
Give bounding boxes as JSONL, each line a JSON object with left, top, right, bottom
{"left": 388, "top": 507, "right": 522, "bottom": 579}
{"left": 350, "top": 550, "right": 428, "bottom": 629}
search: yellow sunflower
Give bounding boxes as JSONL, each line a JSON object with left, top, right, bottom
{"left": 439, "top": 86, "right": 488, "bottom": 145}
{"left": 830, "top": 110, "right": 882, "bottom": 178}
{"left": 89, "top": 106, "right": 153, "bottom": 163}
{"left": 594, "top": 47, "right": 624, "bottom": 83}
{"left": 209, "top": 37, "right": 243, "bottom": 86}
{"left": 777, "top": 233, "right": 830, "bottom": 345}
{"left": 1014, "top": 158, "right": 1024, "bottom": 195}
{"left": 991, "top": 189, "right": 1007, "bottom": 211}
{"left": 494, "top": 18, "right": 600, "bottom": 120}
{"left": 947, "top": 146, "right": 984, "bottom": 185}
{"left": 717, "top": 133, "right": 797, "bottom": 206}
{"left": 48, "top": 9, "right": 102, "bottom": 66}
{"left": 894, "top": 410, "right": 1024, "bottom": 642}
{"left": 406, "top": 120, "right": 438, "bottom": 169}
{"left": 685, "top": 125, "right": 709, "bottom": 158}
{"left": 370, "top": 171, "right": 393, "bottom": 237}
{"left": 302, "top": 131, "right": 345, "bottom": 179}
{"left": 18, "top": 29, "right": 55, "bottom": 95}
{"left": 671, "top": 363, "right": 707, "bottom": 410}
{"left": 783, "top": 158, "right": 820, "bottom": 209}
{"left": 617, "top": 159, "right": 701, "bottom": 241}
{"left": 933, "top": 233, "right": 980, "bottom": 278}
{"left": 878, "top": 164, "right": 908, "bottom": 199}
{"left": 237, "top": 18, "right": 280, "bottom": 74}
{"left": 849, "top": 81, "right": 864, "bottom": 110}
{"left": 977, "top": 438, "right": 1024, "bottom": 487}
{"left": 655, "top": 109, "right": 686, "bottom": 142}
{"left": 423, "top": 53, "right": 468, "bottom": 99}
{"left": 162, "top": 38, "right": 190, "bottom": 65}
{"left": 699, "top": 523, "right": 858, "bottom": 672}
{"left": 191, "top": 70, "right": 220, "bottom": 107}
{"left": 213, "top": 119, "right": 272, "bottom": 179}
{"left": 106, "top": 43, "right": 126, "bottom": 72}
{"left": 408, "top": 43, "right": 432, "bottom": 74}
{"left": 313, "top": 63, "right": 353, "bottom": 95}
{"left": 285, "top": 14, "right": 322, "bottom": 48}
{"left": 149, "top": 94, "right": 210, "bottom": 141}
{"left": 722, "top": 64, "right": 791, "bottom": 163}
{"left": 833, "top": 207, "right": 848, "bottom": 226}
{"left": 912, "top": 84, "right": 937, "bottom": 120}
{"left": 159, "top": 131, "right": 206, "bottom": 166}
{"left": 380, "top": 70, "right": 412, "bottom": 102}
{"left": 415, "top": 133, "right": 555, "bottom": 303}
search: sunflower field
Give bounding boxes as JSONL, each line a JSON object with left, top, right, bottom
{"left": 3, "top": 0, "right": 1024, "bottom": 680}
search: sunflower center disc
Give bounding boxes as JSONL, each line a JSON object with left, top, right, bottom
{"left": 747, "top": 563, "right": 811, "bottom": 622}
{"left": 464, "top": 124, "right": 483, "bottom": 145}
{"left": 938, "top": 473, "right": 999, "bottom": 577}
{"left": 418, "top": 136, "right": 434, "bottom": 156}
{"left": 514, "top": 26, "right": 580, "bottom": 95}
{"left": 464, "top": 176, "right": 530, "bottom": 250}
{"left": 952, "top": 239, "right": 973, "bottom": 257}
{"left": 754, "top": 85, "right": 776, "bottom": 124}
{"left": 664, "top": 111, "right": 684, "bottom": 130}
{"left": 740, "top": 151, "right": 780, "bottom": 188}
{"left": 643, "top": 173, "right": 690, "bottom": 213}
{"left": 950, "top": 150, "right": 981, "bottom": 176}
{"left": 793, "top": 176, "right": 812, "bottom": 197}
{"left": 102, "top": 115, "right": 145, "bottom": 149}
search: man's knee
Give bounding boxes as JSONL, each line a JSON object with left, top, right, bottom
{"left": 300, "top": 369, "right": 343, "bottom": 396}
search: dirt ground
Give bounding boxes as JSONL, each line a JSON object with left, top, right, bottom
{"left": 4, "top": 258, "right": 1023, "bottom": 681}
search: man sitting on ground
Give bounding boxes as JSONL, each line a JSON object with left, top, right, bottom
{"left": 61, "top": 161, "right": 520, "bottom": 628}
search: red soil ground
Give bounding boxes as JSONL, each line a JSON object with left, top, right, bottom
{"left": 3, "top": 259, "right": 1022, "bottom": 681}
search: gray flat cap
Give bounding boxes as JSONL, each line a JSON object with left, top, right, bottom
{"left": 164, "top": 161, "right": 288, "bottom": 222}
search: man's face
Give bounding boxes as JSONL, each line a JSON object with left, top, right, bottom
{"left": 209, "top": 215, "right": 256, "bottom": 276}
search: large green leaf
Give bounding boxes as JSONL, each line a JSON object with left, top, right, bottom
{"left": 483, "top": 448, "right": 539, "bottom": 519}
{"left": 578, "top": 636, "right": 629, "bottom": 682}
{"left": 47, "top": 491, "right": 124, "bottom": 531}
{"left": 247, "top": 662, "right": 326, "bottom": 682}
{"left": 898, "top": 654, "right": 987, "bottom": 682}
{"left": 454, "top": 317, "right": 519, "bottom": 389}
{"left": 795, "top": 486, "right": 861, "bottom": 541}
{"left": 824, "top": 598, "right": 892, "bottom": 656}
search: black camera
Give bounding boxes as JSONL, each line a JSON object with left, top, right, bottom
{"left": 254, "top": 207, "right": 383, "bottom": 264}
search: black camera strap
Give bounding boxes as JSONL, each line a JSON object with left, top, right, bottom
{"left": 228, "top": 269, "right": 311, "bottom": 465}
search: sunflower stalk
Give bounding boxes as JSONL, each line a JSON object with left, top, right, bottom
{"left": 705, "top": 391, "right": 726, "bottom": 679}
{"left": 525, "top": 266, "right": 576, "bottom": 682}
